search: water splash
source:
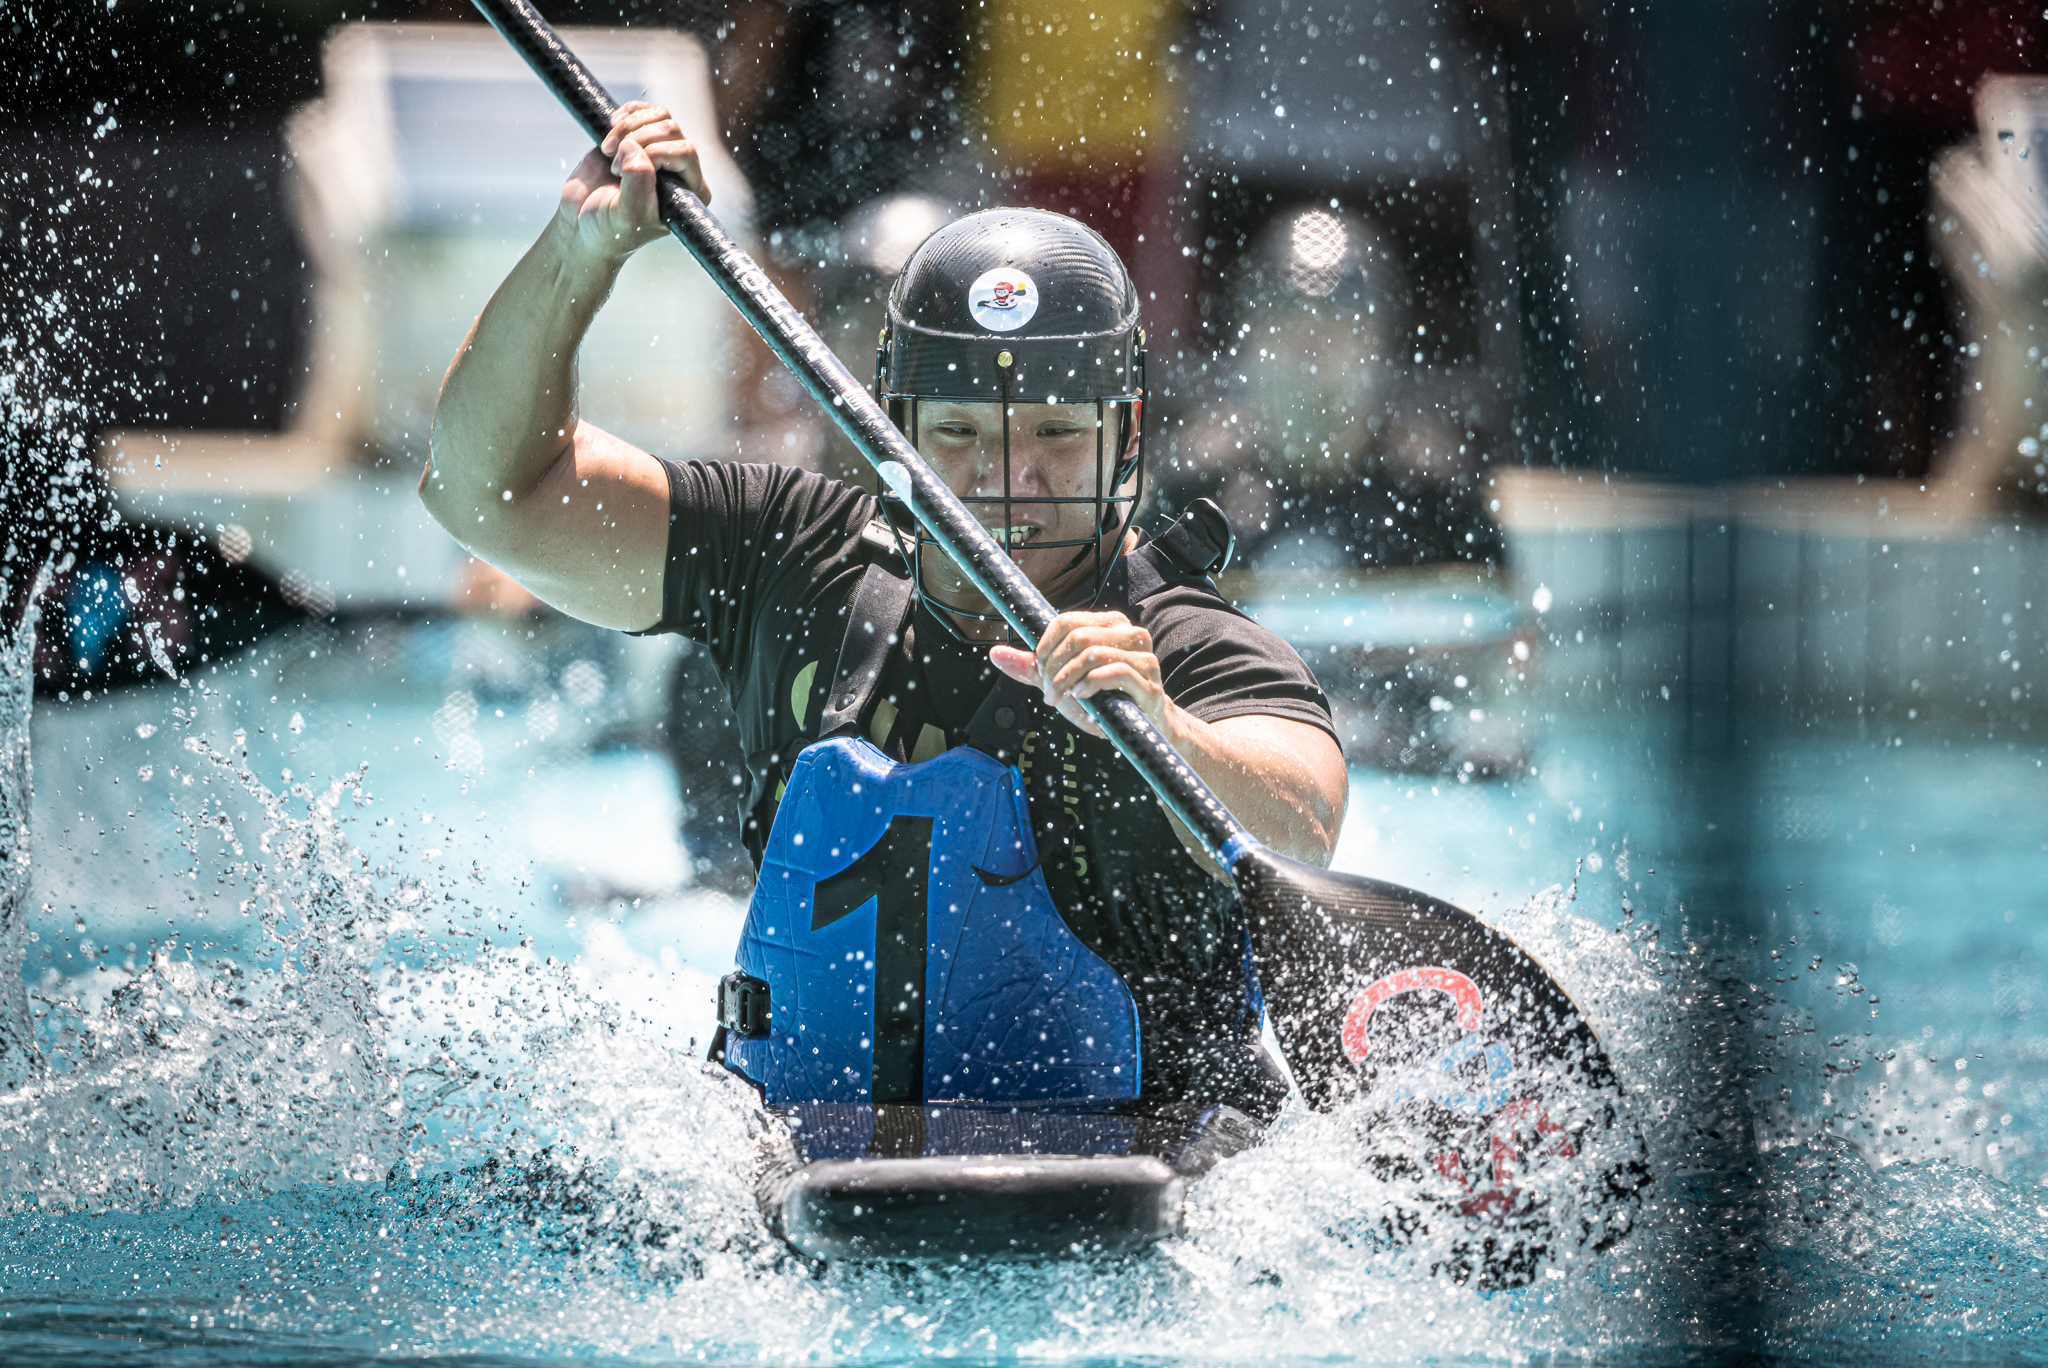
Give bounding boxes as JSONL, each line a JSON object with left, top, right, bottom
{"left": 2, "top": 712, "right": 397, "bottom": 1207}
{"left": 0, "top": 656, "right": 2044, "bottom": 1360}
{"left": 0, "top": 589, "right": 47, "bottom": 1090}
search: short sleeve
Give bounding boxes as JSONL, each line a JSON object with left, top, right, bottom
{"left": 1142, "top": 585, "right": 1342, "bottom": 751}
{"left": 641, "top": 460, "right": 873, "bottom": 673}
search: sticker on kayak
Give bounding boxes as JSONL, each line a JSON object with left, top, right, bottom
{"left": 1340, "top": 965, "right": 1485, "bottom": 1064}
{"left": 969, "top": 267, "right": 1038, "bottom": 332}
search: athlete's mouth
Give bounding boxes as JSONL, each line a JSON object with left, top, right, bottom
{"left": 986, "top": 523, "right": 1044, "bottom": 548}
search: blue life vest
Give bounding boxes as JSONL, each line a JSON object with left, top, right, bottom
{"left": 721, "top": 735, "right": 1141, "bottom": 1104}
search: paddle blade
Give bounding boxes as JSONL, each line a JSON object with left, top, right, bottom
{"left": 1233, "top": 847, "right": 1613, "bottom": 1112}
{"left": 1235, "top": 848, "right": 1645, "bottom": 1284}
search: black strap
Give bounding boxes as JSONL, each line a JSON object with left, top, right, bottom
{"left": 962, "top": 672, "right": 1041, "bottom": 762}
{"left": 859, "top": 514, "right": 915, "bottom": 564}
{"left": 1102, "top": 528, "right": 1209, "bottom": 617}
{"left": 820, "top": 560, "right": 917, "bottom": 737}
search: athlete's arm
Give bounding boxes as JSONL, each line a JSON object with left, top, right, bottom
{"left": 421, "top": 103, "right": 708, "bottom": 631}
{"left": 991, "top": 612, "right": 1348, "bottom": 873}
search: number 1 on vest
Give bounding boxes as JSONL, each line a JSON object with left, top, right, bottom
{"left": 813, "top": 814, "right": 935, "bottom": 1104}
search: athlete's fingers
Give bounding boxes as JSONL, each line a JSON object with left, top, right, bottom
{"left": 1017, "top": 611, "right": 1167, "bottom": 730}
{"left": 1030, "top": 609, "right": 1132, "bottom": 663}
{"left": 561, "top": 146, "right": 621, "bottom": 214}
{"left": 988, "top": 643, "right": 1038, "bottom": 684}
{"left": 1038, "top": 627, "right": 1153, "bottom": 694}
{"left": 634, "top": 135, "right": 710, "bottom": 202}
{"left": 600, "top": 101, "right": 664, "bottom": 154}
{"left": 599, "top": 101, "right": 712, "bottom": 205}
{"left": 1042, "top": 643, "right": 1144, "bottom": 697}
{"left": 1033, "top": 614, "right": 1148, "bottom": 676}
{"left": 1067, "top": 661, "right": 1159, "bottom": 706}
{"left": 613, "top": 135, "right": 658, "bottom": 233}
{"left": 1076, "top": 623, "right": 1152, "bottom": 658}
{"left": 1043, "top": 646, "right": 1163, "bottom": 711}
{"left": 615, "top": 119, "right": 684, "bottom": 158}
{"left": 1057, "top": 621, "right": 1150, "bottom": 653}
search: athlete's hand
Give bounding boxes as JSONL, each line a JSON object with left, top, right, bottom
{"left": 996, "top": 609, "right": 1347, "bottom": 874}
{"left": 989, "top": 610, "right": 1174, "bottom": 740}
{"left": 556, "top": 102, "right": 710, "bottom": 263}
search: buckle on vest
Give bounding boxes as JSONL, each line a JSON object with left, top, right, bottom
{"left": 718, "top": 971, "right": 771, "bottom": 1038}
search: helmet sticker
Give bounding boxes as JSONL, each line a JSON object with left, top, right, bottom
{"left": 968, "top": 267, "right": 1039, "bottom": 332}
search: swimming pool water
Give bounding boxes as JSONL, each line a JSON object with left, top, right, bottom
{"left": 1, "top": 612, "right": 2044, "bottom": 1366}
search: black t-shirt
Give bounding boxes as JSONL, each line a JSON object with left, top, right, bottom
{"left": 645, "top": 460, "right": 1338, "bottom": 1111}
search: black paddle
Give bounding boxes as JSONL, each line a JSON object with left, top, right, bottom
{"left": 465, "top": 0, "right": 1620, "bottom": 1134}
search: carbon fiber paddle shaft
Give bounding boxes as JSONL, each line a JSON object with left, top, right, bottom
{"left": 466, "top": 0, "right": 1249, "bottom": 866}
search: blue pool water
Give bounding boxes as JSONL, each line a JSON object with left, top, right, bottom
{"left": 1, "top": 609, "right": 2045, "bottom": 1366}
{"left": 1235, "top": 585, "right": 1525, "bottom": 651}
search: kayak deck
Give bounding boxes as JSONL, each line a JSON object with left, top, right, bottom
{"left": 756, "top": 1100, "right": 1262, "bottom": 1262}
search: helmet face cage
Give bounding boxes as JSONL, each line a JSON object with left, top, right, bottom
{"left": 868, "top": 207, "right": 1148, "bottom": 642}
{"left": 875, "top": 347, "right": 1147, "bottom": 642}
{"left": 872, "top": 348, "right": 1146, "bottom": 643}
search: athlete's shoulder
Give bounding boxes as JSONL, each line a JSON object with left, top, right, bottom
{"left": 1121, "top": 500, "right": 1264, "bottom": 637}
{"left": 658, "top": 458, "right": 867, "bottom": 515}
{"left": 659, "top": 459, "right": 894, "bottom": 554}
{"left": 1133, "top": 568, "right": 1270, "bottom": 646}
{"left": 1122, "top": 526, "right": 1315, "bottom": 680}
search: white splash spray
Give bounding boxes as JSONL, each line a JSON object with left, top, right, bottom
{"left": 0, "top": 588, "right": 48, "bottom": 1090}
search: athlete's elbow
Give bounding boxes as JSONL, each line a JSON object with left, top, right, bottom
{"left": 418, "top": 454, "right": 448, "bottom": 515}
{"left": 1239, "top": 804, "right": 1334, "bottom": 869}
{"left": 1303, "top": 813, "right": 1340, "bottom": 867}
{"left": 1290, "top": 786, "right": 1344, "bottom": 867}
{"left": 1275, "top": 813, "right": 1336, "bottom": 868}
{"left": 418, "top": 431, "right": 520, "bottom": 534}
{"left": 417, "top": 448, "right": 473, "bottom": 534}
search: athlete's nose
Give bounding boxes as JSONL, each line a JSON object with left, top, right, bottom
{"left": 971, "top": 452, "right": 1051, "bottom": 498}
{"left": 975, "top": 473, "right": 1050, "bottom": 498}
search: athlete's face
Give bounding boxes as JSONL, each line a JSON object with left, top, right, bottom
{"left": 911, "top": 399, "right": 1139, "bottom": 613}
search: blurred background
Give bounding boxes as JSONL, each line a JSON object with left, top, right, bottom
{"left": 4, "top": 0, "right": 2046, "bottom": 1199}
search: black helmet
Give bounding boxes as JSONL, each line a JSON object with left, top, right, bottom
{"left": 881, "top": 208, "right": 1142, "bottom": 400}
{"left": 874, "top": 208, "right": 1148, "bottom": 636}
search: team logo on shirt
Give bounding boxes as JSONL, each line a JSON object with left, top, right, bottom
{"left": 969, "top": 267, "right": 1039, "bottom": 332}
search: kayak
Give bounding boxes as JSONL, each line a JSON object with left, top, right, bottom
{"left": 754, "top": 1100, "right": 1262, "bottom": 1261}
